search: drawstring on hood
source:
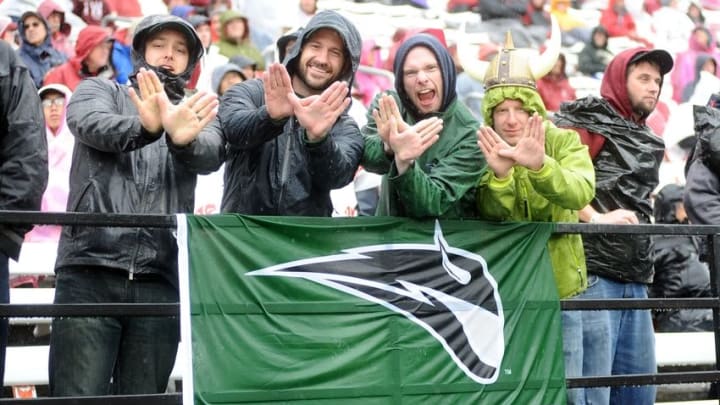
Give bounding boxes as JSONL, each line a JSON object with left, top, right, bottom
{"left": 130, "top": 15, "right": 204, "bottom": 103}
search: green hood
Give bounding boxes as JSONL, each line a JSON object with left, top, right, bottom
{"left": 482, "top": 86, "right": 547, "bottom": 127}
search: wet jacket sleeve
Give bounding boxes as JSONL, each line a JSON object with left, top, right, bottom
{"left": 66, "top": 78, "right": 163, "bottom": 152}
{"left": 360, "top": 94, "right": 392, "bottom": 174}
{"left": 167, "top": 117, "right": 226, "bottom": 175}
{"left": 218, "top": 79, "right": 287, "bottom": 150}
{"left": 0, "top": 45, "right": 48, "bottom": 259}
{"left": 304, "top": 114, "right": 364, "bottom": 191}
{"left": 526, "top": 127, "right": 595, "bottom": 209}
{"left": 390, "top": 141, "right": 484, "bottom": 217}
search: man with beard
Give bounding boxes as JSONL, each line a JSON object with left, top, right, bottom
{"left": 217, "top": 10, "right": 363, "bottom": 216}
{"left": 360, "top": 33, "right": 485, "bottom": 218}
{"left": 553, "top": 47, "right": 673, "bottom": 405}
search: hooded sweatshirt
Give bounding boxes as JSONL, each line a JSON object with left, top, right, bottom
{"left": 43, "top": 25, "right": 114, "bottom": 90}
{"left": 478, "top": 85, "right": 594, "bottom": 298}
{"left": 216, "top": 10, "right": 265, "bottom": 70}
{"left": 361, "top": 34, "right": 485, "bottom": 218}
{"left": 217, "top": 10, "right": 363, "bottom": 216}
{"left": 577, "top": 25, "right": 613, "bottom": 76}
{"left": 17, "top": 11, "right": 67, "bottom": 88}
{"left": 553, "top": 47, "right": 666, "bottom": 284}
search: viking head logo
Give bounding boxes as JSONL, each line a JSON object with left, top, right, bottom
{"left": 247, "top": 221, "right": 505, "bottom": 384}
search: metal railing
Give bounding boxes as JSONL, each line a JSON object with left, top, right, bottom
{"left": 0, "top": 211, "right": 719, "bottom": 403}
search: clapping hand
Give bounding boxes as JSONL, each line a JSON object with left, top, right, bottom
{"left": 388, "top": 115, "right": 443, "bottom": 174}
{"left": 159, "top": 90, "right": 218, "bottom": 147}
{"left": 263, "top": 63, "right": 294, "bottom": 120}
{"left": 477, "top": 113, "right": 546, "bottom": 178}
{"left": 372, "top": 94, "right": 409, "bottom": 152}
{"left": 128, "top": 68, "right": 164, "bottom": 133}
{"left": 288, "top": 80, "right": 351, "bottom": 142}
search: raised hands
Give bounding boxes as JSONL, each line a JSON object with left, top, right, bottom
{"left": 388, "top": 115, "right": 443, "bottom": 175}
{"left": 477, "top": 126, "right": 515, "bottom": 179}
{"left": 263, "top": 63, "right": 294, "bottom": 120}
{"left": 372, "top": 94, "right": 409, "bottom": 149}
{"left": 498, "top": 113, "right": 545, "bottom": 171}
{"left": 159, "top": 90, "right": 218, "bottom": 146}
{"left": 288, "top": 80, "right": 351, "bottom": 142}
{"left": 129, "top": 68, "right": 218, "bottom": 146}
{"left": 128, "top": 68, "right": 164, "bottom": 133}
{"left": 477, "top": 113, "right": 546, "bottom": 178}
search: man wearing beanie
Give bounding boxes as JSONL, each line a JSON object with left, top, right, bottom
{"left": 361, "top": 33, "right": 485, "bottom": 218}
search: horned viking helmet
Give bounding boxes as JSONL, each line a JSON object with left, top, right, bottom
{"left": 458, "top": 16, "right": 561, "bottom": 90}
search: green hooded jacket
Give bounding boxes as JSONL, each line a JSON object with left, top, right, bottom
{"left": 362, "top": 91, "right": 485, "bottom": 218}
{"left": 217, "top": 10, "right": 265, "bottom": 70}
{"left": 361, "top": 34, "right": 485, "bottom": 219}
{"left": 478, "top": 86, "right": 595, "bottom": 298}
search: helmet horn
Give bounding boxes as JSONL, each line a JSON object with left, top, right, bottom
{"left": 530, "top": 15, "right": 561, "bottom": 81}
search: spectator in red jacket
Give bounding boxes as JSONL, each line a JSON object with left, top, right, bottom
{"left": 43, "top": 25, "right": 114, "bottom": 90}
{"left": 537, "top": 52, "right": 577, "bottom": 112}
{"left": 600, "top": 0, "right": 653, "bottom": 47}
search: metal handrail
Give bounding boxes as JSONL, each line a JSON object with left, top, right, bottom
{"left": 0, "top": 211, "right": 719, "bottom": 403}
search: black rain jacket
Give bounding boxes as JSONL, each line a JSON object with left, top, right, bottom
{"left": 0, "top": 41, "right": 48, "bottom": 260}
{"left": 217, "top": 10, "right": 363, "bottom": 216}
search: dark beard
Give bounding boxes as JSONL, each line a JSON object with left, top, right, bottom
{"left": 632, "top": 100, "right": 655, "bottom": 120}
{"left": 297, "top": 67, "right": 334, "bottom": 94}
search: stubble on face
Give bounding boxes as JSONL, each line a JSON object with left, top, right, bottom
{"left": 293, "top": 28, "right": 346, "bottom": 95}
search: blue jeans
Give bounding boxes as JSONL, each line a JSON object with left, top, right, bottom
{"left": 573, "top": 274, "right": 656, "bottom": 405}
{"left": 562, "top": 309, "right": 583, "bottom": 404}
{"left": 0, "top": 252, "right": 8, "bottom": 387}
{"left": 49, "top": 267, "right": 179, "bottom": 395}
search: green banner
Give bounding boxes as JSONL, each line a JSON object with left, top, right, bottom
{"left": 178, "top": 215, "right": 566, "bottom": 404}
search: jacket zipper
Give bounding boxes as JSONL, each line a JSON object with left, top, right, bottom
{"left": 276, "top": 119, "right": 294, "bottom": 214}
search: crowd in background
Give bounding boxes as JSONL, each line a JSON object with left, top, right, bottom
{"left": 0, "top": 0, "right": 718, "bottom": 400}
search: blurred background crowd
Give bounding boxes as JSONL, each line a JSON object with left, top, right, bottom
{"left": 2, "top": 0, "right": 719, "bottom": 356}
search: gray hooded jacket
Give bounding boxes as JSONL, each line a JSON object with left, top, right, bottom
{"left": 55, "top": 15, "right": 224, "bottom": 288}
{"left": 217, "top": 10, "right": 363, "bottom": 216}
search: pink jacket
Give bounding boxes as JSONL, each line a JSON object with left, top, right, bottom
{"left": 25, "top": 86, "right": 74, "bottom": 242}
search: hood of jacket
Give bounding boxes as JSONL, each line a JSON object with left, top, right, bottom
{"left": 18, "top": 11, "right": 53, "bottom": 50}
{"left": 392, "top": 33, "right": 456, "bottom": 120}
{"left": 482, "top": 85, "right": 547, "bottom": 128}
{"left": 211, "top": 62, "right": 245, "bottom": 94}
{"left": 590, "top": 25, "right": 609, "bottom": 49}
{"left": 38, "top": 0, "right": 71, "bottom": 36}
{"left": 219, "top": 10, "right": 250, "bottom": 43}
{"left": 654, "top": 183, "right": 685, "bottom": 224}
{"left": 131, "top": 14, "right": 204, "bottom": 102}
{"left": 284, "top": 9, "right": 361, "bottom": 90}
{"left": 688, "top": 26, "right": 716, "bottom": 53}
{"left": 71, "top": 25, "right": 112, "bottom": 71}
